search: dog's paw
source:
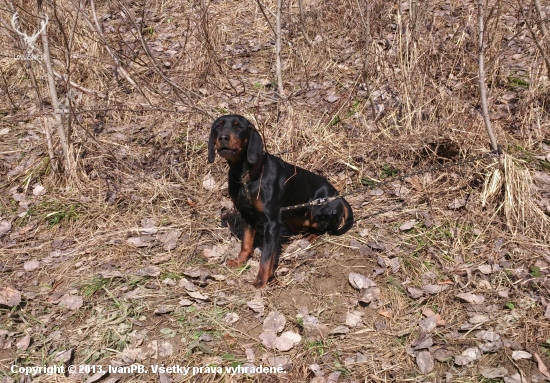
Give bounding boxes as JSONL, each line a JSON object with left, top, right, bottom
{"left": 306, "top": 233, "right": 319, "bottom": 243}
{"left": 226, "top": 259, "right": 242, "bottom": 268}
{"left": 252, "top": 276, "right": 267, "bottom": 288}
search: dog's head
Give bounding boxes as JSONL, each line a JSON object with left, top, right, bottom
{"left": 208, "top": 115, "right": 263, "bottom": 164}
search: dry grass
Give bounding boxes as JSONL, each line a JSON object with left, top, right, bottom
{"left": 1, "top": 0, "right": 550, "bottom": 382}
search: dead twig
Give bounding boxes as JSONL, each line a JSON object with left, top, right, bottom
{"left": 275, "top": 0, "right": 284, "bottom": 96}
{"left": 477, "top": 0, "right": 498, "bottom": 152}
{"left": 40, "top": 5, "right": 73, "bottom": 174}
{"left": 518, "top": 0, "right": 550, "bottom": 79}
{"left": 297, "top": 0, "right": 312, "bottom": 46}
{"left": 118, "top": 0, "right": 214, "bottom": 119}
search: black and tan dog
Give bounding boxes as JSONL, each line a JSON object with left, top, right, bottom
{"left": 208, "top": 115, "right": 353, "bottom": 288}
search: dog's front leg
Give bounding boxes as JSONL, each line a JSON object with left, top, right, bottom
{"left": 227, "top": 217, "right": 256, "bottom": 268}
{"left": 253, "top": 219, "right": 281, "bottom": 288}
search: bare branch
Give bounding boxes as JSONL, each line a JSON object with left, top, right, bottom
{"left": 478, "top": 0, "right": 499, "bottom": 152}
{"left": 118, "top": 0, "right": 215, "bottom": 119}
{"left": 275, "top": 0, "right": 284, "bottom": 96}
{"left": 297, "top": 0, "right": 312, "bottom": 46}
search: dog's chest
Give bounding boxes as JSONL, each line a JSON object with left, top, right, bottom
{"left": 229, "top": 183, "right": 263, "bottom": 217}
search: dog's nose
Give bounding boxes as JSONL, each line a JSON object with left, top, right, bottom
{"left": 219, "top": 134, "right": 230, "bottom": 142}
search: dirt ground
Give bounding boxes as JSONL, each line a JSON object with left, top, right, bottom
{"left": 1, "top": 0, "right": 550, "bottom": 382}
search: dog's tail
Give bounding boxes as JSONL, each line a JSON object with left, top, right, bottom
{"left": 333, "top": 199, "right": 354, "bottom": 235}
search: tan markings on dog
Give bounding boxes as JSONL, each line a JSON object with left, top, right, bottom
{"left": 284, "top": 213, "right": 311, "bottom": 233}
{"left": 253, "top": 250, "right": 277, "bottom": 288}
{"left": 252, "top": 198, "right": 264, "bottom": 212}
{"left": 227, "top": 225, "right": 256, "bottom": 268}
{"left": 338, "top": 203, "right": 351, "bottom": 230}
{"left": 214, "top": 134, "right": 242, "bottom": 151}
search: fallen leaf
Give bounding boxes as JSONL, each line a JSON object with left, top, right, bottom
{"left": 179, "top": 298, "right": 193, "bottom": 306}
{"left": 534, "top": 353, "right": 550, "bottom": 378}
{"left": 23, "top": 260, "right": 40, "bottom": 271}
{"left": 203, "top": 173, "right": 216, "bottom": 190}
{"left": 358, "top": 287, "right": 380, "bottom": 304}
{"left": 187, "top": 291, "right": 209, "bottom": 300}
{"left": 448, "top": 198, "right": 466, "bottom": 209}
{"left": 263, "top": 311, "right": 286, "bottom": 333}
{"left": 203, "top": 246, "right": 223, "bottom": 260}
{"left": 158, "top": 229, "right": 181, "bottom": 251}
{"left": 433, "top": 348, "right": 454, "bottom": 362}
{"left": 411, "top": 333, "right": 433, "bottom": 350}
{"left": 416, "top": 350, "right": 434, "bottom": 374}
{"left": 503, "top": 373, "right": 522, "bottom": 383}
{"left": 419, "top": 316, "right": 437, "bottom": 332}
{"left": 180, "top": 278, "right": 197, "bottom": 292}
{"left": 369, "top": 188, "right": 384, "bottom": 196}
{"left": 469, "top": 314, "right": 490, "bottom": 324}
{"left": 33, "top": 184, "right": 45, "bottom": 196}
{"left": 55, "top": 349, "right": 73, "bottom": 363}
{"left": 378, "top": 310, "right": 392, "bottom": 318}
{"left": 478, "top": 264, "right": 493, "bottom": 274}
{"left": 456, "top": 292, "right": 485, "bottom": 304}
{"left": 476, "top": 330, "right": 500, "bottom": 342}
{"left": 127, "top": 237, "right": 149, "bottom": 248}
{"left": 86, "top": 371, "right": 108, "bottom": 383}
{"left": 388, "top": 257, "right": 400, "bottom": 273}
{"left": 0, "top": 286, "right": 21, "bottom": 307}
{"left": 183, "top": 268, "right": 202, "bottom": 278}
{"left": 140, "top": 218, "right": 157, "bottom": 233}
{"left": 135, "top": 266, "right": 161, "bottom": 277}
{"left": 259, "top": 331, "right": 277, "bottom": 349}
{"left": 309, "top": 363, "right": 324, "bottom": 377}
{"left": 349, "top": 273, "right": 377, "bottom": 290}
{"left": 16, "top": 334, "right": 31, "bottom": 350}
{"left": 326, "top": 371, "right": 341, "bottom": 382}
{"left": 158, "top": 372, "right": 172, "bottom": 383}
{"left": 245, "top": 347, "right": 255, "bottom": 362}
{"left": 0, "top": 220, "right": 11, "bottom": 237}
{"left": 223, "top": 312, "right": 239, "bottom": 324}
{"left": 454, "top": 355, "right": 473, "bottom": 366}
{"left": 408, "top": 287, "right": 424, "bottom": 299}
{"left": 303, "top": 315, "right": 330, "bottom": 341}
{"left": 99, "top": 270, "right": 124, "bottom": 278}
{"left": 422, "top": 284, "right": 449, "bottom": 294}
{"left": 59, "top": 294, "right": 83, "bottom": 310}
{"left": 154, "top": 305, "right": 174, "bottom": 315}
{"left": 274, "top": 331, "right": 302, "bottom": 351}
{"left": 247, "top": 293, "right": 264, "bottom": 315}
{"left": 158, "top": 341, "right": 173, "bottom": 357}
{"left": 511, "top": 350, "right": 532, "bottom": 360}
{"left": 399, "top": 220, "right": 416, "bottom": 231}
{"left": 346, "top": 312, "right": 363, "bottom": 327}
{"left": 480, "top": 367, "right": 508, "bottom": 379}
{"left": 329, "top": 325, "right": 350, "bottom": 335}
{"left": 462, "top": 347, "right": 481, "bottom": 361}
{"left": 325, "top": 93, "right": 340, "bottom": 103}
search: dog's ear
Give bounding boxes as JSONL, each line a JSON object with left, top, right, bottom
{"left": 247, "top": 126, "right": 263, "bottom": 164}
{"left": 207, "top": 130, "right": 216, "bottom": 163}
